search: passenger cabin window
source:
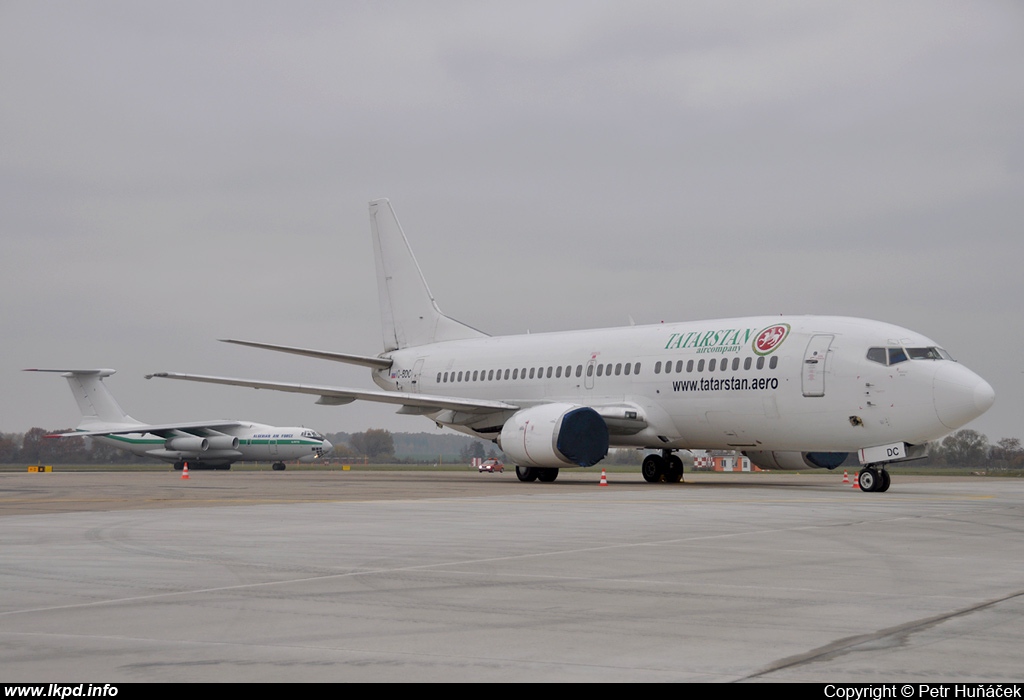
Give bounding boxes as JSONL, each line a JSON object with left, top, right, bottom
{"left": 655, "top": 361, "right": 662, "bottom": 374}
{"left": 769, "top": 356, "right": 778, "bottom": 369}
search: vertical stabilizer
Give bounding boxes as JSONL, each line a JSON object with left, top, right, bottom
{"left": 369, "top": 199, "right": 487, "bottom": 351}
{"left": 24, "top": 369, "right": 141, "bottom": 428}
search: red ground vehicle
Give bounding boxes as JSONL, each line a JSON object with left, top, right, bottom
{"left": 477, "top": 458, "right": 504, "bottom": 473}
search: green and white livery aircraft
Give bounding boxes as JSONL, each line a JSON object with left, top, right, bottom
{"left": 25, "top": 369, "right": 331, "bottom": 470}
{"left": 149, "top": 199, "right": 994, "bottom": 491}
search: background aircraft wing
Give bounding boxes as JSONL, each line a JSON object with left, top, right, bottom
{"left": 146, "top": 372, "right": 520, "bottom": 414}
{"left": 48, "top": 420, "right": 245, "bottom": 438}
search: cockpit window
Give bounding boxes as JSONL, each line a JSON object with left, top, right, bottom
{"left": 907, "top": 347, "right": 953, "bottom": 361}
{"left": 867, "top": 347, "right": 887, "bottom": 365}
{"left": 302, "top": 430, "right": 324, "bottom": 440}
{"left": 869, "top": 346, "right": 952, "bottom": 366}
{"left": 887, "top": 347, "right": 908, "bottom": 365}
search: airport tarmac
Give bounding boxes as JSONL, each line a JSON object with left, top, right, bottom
{"left": 1, "top": 470, "right": 1022, "bottom": 682}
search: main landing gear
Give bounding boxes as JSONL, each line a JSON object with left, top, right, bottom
{"left": 641, "top": 450, "right": 684, "bottom": 483}
{"left": 272, "top": 462, "right": 287, "bottom": 471}
{"left": 515, "top": 466, "right": 559, "bottom": 483}
{"left": 857, "top": 465, "right": 891, "bottom": 492}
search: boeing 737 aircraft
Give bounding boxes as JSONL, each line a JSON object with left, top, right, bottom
{"left": 149, "top": 199, "right": 994, "bottom": 491}
{"left": 26, "top": 369, "right": 332, "bottom": 470}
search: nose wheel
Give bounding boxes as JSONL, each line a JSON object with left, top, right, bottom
{"left": 858, "top": 466, "right": 891, "bottom": 492}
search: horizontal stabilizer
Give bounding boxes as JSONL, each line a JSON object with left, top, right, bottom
{"left": 220, "top": 339, "right": 393, "bottom": 370}
{"left": 147, "top": 371, "right": 518, "bottom": 414}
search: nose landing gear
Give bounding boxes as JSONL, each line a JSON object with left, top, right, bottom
{"left": 858, "top": 466, "right": 891, "bottom": 492}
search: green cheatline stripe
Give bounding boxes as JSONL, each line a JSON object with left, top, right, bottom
{"left": 239, "top": 439, "right": 322, "bottom": 446}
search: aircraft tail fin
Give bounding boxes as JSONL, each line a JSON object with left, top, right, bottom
{"left": 24, "top": 369, "right": 142, "bottom": 427}
{"left": 369, "top": 199, "right": 487, "bottom": 351}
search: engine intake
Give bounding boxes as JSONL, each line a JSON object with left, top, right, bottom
{"left": 205, "top": 435, "right": 240, "bottom": 450}
{"left": 499, "top": 403, "right": 608, "bottom": 468}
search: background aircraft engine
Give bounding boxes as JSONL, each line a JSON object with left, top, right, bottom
{"left": 744, "top": 450, "right": 849, "bottom": 470}
{"left": 499, "top": 403, "right": 609, "bottom": 468}
{"left": 164, "top": 436, "right": 209, "bottom": 452}
{"left": 205, "top": 435, "right": 240, "bottom": 450}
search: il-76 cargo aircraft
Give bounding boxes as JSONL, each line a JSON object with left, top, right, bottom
{"left": 26, "top": 369, "right": 332, "bottom": 470}
{"left": 149, "top": 199, "right": 994, "bottom": 492}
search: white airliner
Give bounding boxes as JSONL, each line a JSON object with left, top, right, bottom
{"left": 148, "top": 199, "right": 994, "bottom": 491}
{"left": 25, "top": 369, "right": 332, "bottom": 470}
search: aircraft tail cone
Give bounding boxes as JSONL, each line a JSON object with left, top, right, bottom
{"left": 182, "top": 463, "right": 189, "bottom": 480}
{"left": 852, "top": 472, "right": 859, "bottom": 489}
{"left": 842, "top": 470, "right": 849, "bottom": 484}
{"left": 599, "top": 469, "right": 608, "bottom": 487}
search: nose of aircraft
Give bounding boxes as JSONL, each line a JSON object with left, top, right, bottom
{"left": 933, "top": 363, "right": 995, "bottom": 430}
{"left": 321, "top": 439, "right": 333, "bottom": 455}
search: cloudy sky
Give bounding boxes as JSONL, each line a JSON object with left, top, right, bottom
{"left": 2, "top": 1, "right": 1022, "bottom": 445}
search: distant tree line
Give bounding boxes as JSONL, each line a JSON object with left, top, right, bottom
{"left": 922, "top": 429, "right": 1023, "bottom": 469}
{"left": 0, "top": 429, "right": 146, "bottom": 465}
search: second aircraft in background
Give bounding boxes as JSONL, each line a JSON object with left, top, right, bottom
{"left": 26, "top": 368, "right": 332, "bottom": 470}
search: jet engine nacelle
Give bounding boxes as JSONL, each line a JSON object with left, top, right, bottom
{"left": 164, "top": 436, "right": 209, "bottom": 452}
{"left": 205, "top": 435, "right": 239, "bottom": 450}
{"left": 744, "top": 450, "right": 848, "bottom": 470}
{"left": 498, "top": 403, "right": 609, "bottom": 468}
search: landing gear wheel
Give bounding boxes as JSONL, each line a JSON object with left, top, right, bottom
{"left": 878, "top": 469, "right": 891, "bottom": 492}
{"left": 665, "top": 455, "right": 684, "bottom": 483}
{"left": 173, "top": 461, "right": 185, "bottom": 471}
{"left": 642, "top": 455, "right": 665, "bottom": 483}
{"left": 272, "top": 462, "right": 286, "bottom": 471}
{"left": 859, "top": 466, "right": 879, "bottom": 492}
{"left": 516, "top": 465, "right": 538, "bottom": 482}
{"left": 537, "top": 468, "right": 559, "bottom": 483}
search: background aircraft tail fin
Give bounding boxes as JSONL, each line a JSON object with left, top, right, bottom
{"left": 24, "top": 369, "right": 141, "bottom": 427}
{"left": 369, "top": 199, "right": 487, "bottom": 351}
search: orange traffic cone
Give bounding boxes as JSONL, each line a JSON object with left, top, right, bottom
{"left": 181, "top": 463, "right": 190, "bottom": 480}
{"left": 842, "top": 470, "right": 849, "bottom": 484}
{"left": 852, "top": 472, "right": 859, "bottom": 489}
{"left": 599, "top": 469, "right": 608, "bottom": 486}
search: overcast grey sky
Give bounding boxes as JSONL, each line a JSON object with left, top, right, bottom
{"left": 3, "top": 1, "right": 1022, "bottom": 444}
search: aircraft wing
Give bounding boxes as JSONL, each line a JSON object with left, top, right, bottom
{"left": 219, "top": 339, "right": 393, "bottom": 370}
{"left": 146, "top": 372, "right": 520, "bottom": 414}
{"left": 48, "top": 420, "right": 246, "bottom": 438}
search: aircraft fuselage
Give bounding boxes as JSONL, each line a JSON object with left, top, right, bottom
{"left": 374, "top": 315, "right": 993, "bottom": 455}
